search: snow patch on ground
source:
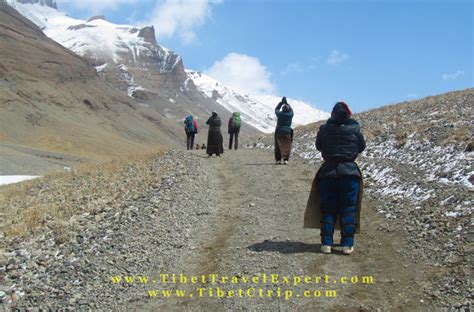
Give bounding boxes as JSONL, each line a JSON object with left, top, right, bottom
{"left": 0, "top": 176, "right": 40, "bottom": 186}
{"left": 364, "top": 139, "right": 474, "bottom": 189}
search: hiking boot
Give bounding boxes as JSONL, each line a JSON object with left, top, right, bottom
{"left": 342, "top": 246, "right": 354, "bottom": 255}
{"left": 321, "top": 245, "right": 331, "bottom": 254}
{"left": 276, "top": 160, "right": 281, "bottom": 165}
{"left": 283, "top": 160, "right": 288, "bottom": 165}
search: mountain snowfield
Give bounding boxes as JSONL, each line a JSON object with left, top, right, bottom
{"left": 6, "top": 0, "right": 329, "bottom": 133}
{"left": 187, "top": 71, "right": 330, "bottom": 133}
{"left": 5, "top": 0, "right": 180, "bottom": 71}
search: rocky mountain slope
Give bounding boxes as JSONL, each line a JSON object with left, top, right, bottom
{"left": 248, "top": 88, "right": 473, "bottom": 307}
{"left": 187, "top": 71, "right": 330, "bottom": 133}
{"left": 5, "top": 0, "right": 329, "bottom": 139}
{"left": 1, "top": 0, "right": 269, "bottom": 177}
{"left": 4, "top": 0, "right": 265, "bottom": 138}
{"left": 0, "top": 2, "right": 185, "bottom": 168}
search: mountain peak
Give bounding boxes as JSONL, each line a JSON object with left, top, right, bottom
{"left": 16, "top": 0, "right": 57, "bottom": 9}
{"left": 138, "top": 26, "right": 157, "bottom": 45}
{"left": 87, "top": 15, "right": 106, "bottom": 23}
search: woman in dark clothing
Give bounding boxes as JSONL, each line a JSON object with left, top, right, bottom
{"left": 206, "top": 112, "right": 224, "bottom": 157}
{"left": 274, "top": 97, "right": 294, "bottom": 164}
{"left": 303, "top": 101, "right": 366, "bottom": 255}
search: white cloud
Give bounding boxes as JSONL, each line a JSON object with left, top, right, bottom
{"left": 442, "top": 70, "right": 464, "bottom": 81}
{"left": 281, "top": 62, "right": 304, "bottom": 76}
{"left": 327, "top": 50, "right": 349, "bottom": 65}
{"left": 281, "top": 58, "right": 319, "bottom": 76}
{"left": 205, "top": 53, "right": 276, "bottom": 96}
{"left": 144, "top": 0, "right": 222, "bottom": 44}
{"left": 58, "top": 0, "right": 140, "bottom": 14}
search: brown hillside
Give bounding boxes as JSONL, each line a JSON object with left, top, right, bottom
{"left": 0, "top": 3, "right": 182, "bottom": 173}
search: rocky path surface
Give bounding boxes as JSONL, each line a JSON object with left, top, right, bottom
{"left": 138, "top": 149, "right": 438, "bottom": 311}
{"left": 2, "top": 149, "right": 449, "bottom": 310}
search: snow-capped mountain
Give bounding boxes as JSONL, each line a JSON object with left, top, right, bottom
{"left": 6, "top": 0, "right": 328, "bottom": 135}
{"left": 6, "top": 0, "right": 181, "bottom": 73}
{"left": 187, "top": 71, "right": 330, "bottom": 133}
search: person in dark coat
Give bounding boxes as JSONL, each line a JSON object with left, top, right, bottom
{"left": 274, "top": 97, "right": 294, "bottom": 164}
{"left": 228, "top": 112, "right": 241, "bottom": 150}
{"left": 304, "top": 101, "right": 366, "bottom": 255}
{"left": 206, "top": 112, "right": 224, "bottom": 157}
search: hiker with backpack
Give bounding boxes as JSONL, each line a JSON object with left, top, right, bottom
{"left": 274, "top": 97, "right": 294, "bottom": 165}
{"left": 184, "top": 115, "right": 198, "bottom": 150}
{"left": 206, "top": 112, "right": 224, "bottom": 157}
{"left": 228, "top": 112, "right": 241, "bottom": 150}
{"left": 303, "top": 102, "right": 366, "bottom": 255}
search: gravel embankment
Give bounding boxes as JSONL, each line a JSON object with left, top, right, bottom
{"left": 1, "top": 150, "right": 215, "bottom": 310}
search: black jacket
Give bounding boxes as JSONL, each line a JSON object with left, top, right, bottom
{"left": 206, "top": 114, "right": 222, "bottom": 128}
{"left": 315, "top": 117, "right": 366, "bottom": 178}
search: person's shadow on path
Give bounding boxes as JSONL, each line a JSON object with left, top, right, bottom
{"left": 248, "top": 240, "right": 322, "bottom": 254}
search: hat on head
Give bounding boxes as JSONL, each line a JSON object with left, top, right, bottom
{"left": 331, "top": 101, "right": 352, "bottom": 120}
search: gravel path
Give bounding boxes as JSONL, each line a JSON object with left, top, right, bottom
{"left": 139, "top": 149, "right": 438, "bottom": 311}
{"left": 2, "top": 149, "right": 449, "bottom": 310}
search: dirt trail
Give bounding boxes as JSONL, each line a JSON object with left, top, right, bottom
{"left": 140, "top": 149, "right": 438, "bottom": 311}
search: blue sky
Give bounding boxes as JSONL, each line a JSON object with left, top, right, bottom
{"left": 58, "top": 0, "right": 473, "bottom": 113}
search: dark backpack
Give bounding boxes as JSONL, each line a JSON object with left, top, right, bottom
{"left": 185, "top": 116, "right": 195, "bottom": 133}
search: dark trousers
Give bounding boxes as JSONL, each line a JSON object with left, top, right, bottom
{"left": 318, "top": 176, "right": 359, "bottom": 247}
{"left": 229, "top": 131, "right": 239, "bottom": 150}
{"left": 186, "top": 132, "right": 195, "bottom": 150}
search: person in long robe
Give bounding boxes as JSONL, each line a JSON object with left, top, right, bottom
{"left": 206, "top": 112, "right": 224, "bottom": 157}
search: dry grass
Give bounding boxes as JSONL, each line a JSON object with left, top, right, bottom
{"left": 0, "top": 149, "right": 165, "bottom": 241}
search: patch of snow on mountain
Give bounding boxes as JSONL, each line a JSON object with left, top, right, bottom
{"left": 95, "top": 63, "right": 107, "bottom": 73}
{"left": 118, "top": 64, "right": 144, "bottom": 98}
